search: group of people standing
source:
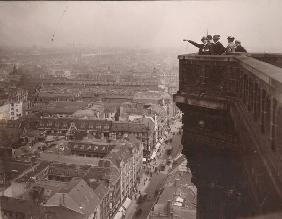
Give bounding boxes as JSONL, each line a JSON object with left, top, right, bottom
{"left": 183, "top": 35, "right": 247, "bottom": 55}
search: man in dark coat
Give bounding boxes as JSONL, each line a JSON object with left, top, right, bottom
{"left": 235, "top": 40, "right": 247, "bottom": 52}
{"left": 212, "top": 35, "right": 225, "bottom": 55}
{"left": 183, "top": 36, "right": 207, "bottom": 55}
{"left": 203, "top": 35, "right": 214, "bottom": 55}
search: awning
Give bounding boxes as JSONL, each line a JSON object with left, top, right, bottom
{"left": 113, "top": 211, "right": 123, "bottom": 219}
{"left": 122, "top": 197, "right": 131, "bottom": 210}
{"left": 155, "top": 142, "right": 161, "bottom": 150}
{"left": 151, "top": 151, "right": 157, "bottom": 159}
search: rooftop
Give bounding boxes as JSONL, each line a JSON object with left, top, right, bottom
{"left": 150, "top": 170, "right": 196, "bottom": 219}
{"left": 39, "top": 152, "right": 101, "bottom": 166}
{"left": 31, "top": 101, "right": 90, "bottom": 114}
{"left": 133, "top": 90, "right": 171, "bottom": 101}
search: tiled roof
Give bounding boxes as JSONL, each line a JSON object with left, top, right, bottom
{"left": 45, "top": 178, "right": 101, "bottom": 216}
{"left": 31, "top": 101, "right": 90, "bottom": 114}
{"left": 93, "top": 183, "right": 109, "bottom": 200}
{"left": 111, "top": 121, "right": 148, "bottom": 132}
{"left": 40, "top": 152, "right": 100, "bottom": 166}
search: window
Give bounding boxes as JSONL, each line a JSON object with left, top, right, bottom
{"left": 96, "top": 125, "right": 101, "bottom": 129}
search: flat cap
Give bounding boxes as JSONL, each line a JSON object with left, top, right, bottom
{"left": 213, "top": 35, "right": 220, "bottom": 40}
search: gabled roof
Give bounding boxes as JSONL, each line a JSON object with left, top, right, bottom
{"left": 45, "top": 178, "right": 101, "bottom": 216}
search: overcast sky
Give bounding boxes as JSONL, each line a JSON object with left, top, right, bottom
{"left": 0, "top": 0, "right": 281, "bottom": 52}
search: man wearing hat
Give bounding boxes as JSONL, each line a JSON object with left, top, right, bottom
{"left": 212, "top": 35, "right": 225, "bottom": 55}
{"left": 225, "top": 36, "right": 236, "bottom": 53}
{"left": 183, "top": 36, "right": 207, "bottom": 55}
{"left": 202, "top": 35, "right": 214, "bottom": 55}
{"left": 235, "top": 40, "right": 247, "bottom": 52}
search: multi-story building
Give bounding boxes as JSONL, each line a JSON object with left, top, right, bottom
{"left": 1, "top": 156, "right": 121, "bottom": 219}
{"left": 0, "top": 134, "right": 143, "bottom": 219}
{"left": 149, "top": 168, "right": 196, "bottom": 219}
{"left": 30, "top": 118, "right": 154, "bottom": 158}
{"left": 9, "top": 102, "right": 24, "bottom": 120}
{"left": 106, "top": 136, "right": 143, "bottom": 203}
{"left": 0, "top": 103, "right": 9, "bottom": 120}
{"left": 0, "top": 177, "right": 102, "bottom": 219}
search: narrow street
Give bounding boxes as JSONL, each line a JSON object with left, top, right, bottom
{"left": 125, "top": 117, "right": 183, "bottom": 219}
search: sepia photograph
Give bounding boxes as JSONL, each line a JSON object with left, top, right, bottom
{"left": 0, "top": 1, "right": 282, "bottom": 219}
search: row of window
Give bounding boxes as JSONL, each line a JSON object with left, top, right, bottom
{"left": 41, "top": 121, "right": 110, "bottom": 130}
{"left": 239, "top": 73, "right": 278, "bottom": 150}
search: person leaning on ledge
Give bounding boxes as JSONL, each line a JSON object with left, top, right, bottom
{"left": 203, "top": 35, "right": 214, "bottom": 55}
{"left": 183, "top": 36, "right": 207, "bottom": 55}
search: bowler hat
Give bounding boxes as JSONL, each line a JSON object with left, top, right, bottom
{"left": 206, "top": 35, "right": 212, "bottom": 40}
